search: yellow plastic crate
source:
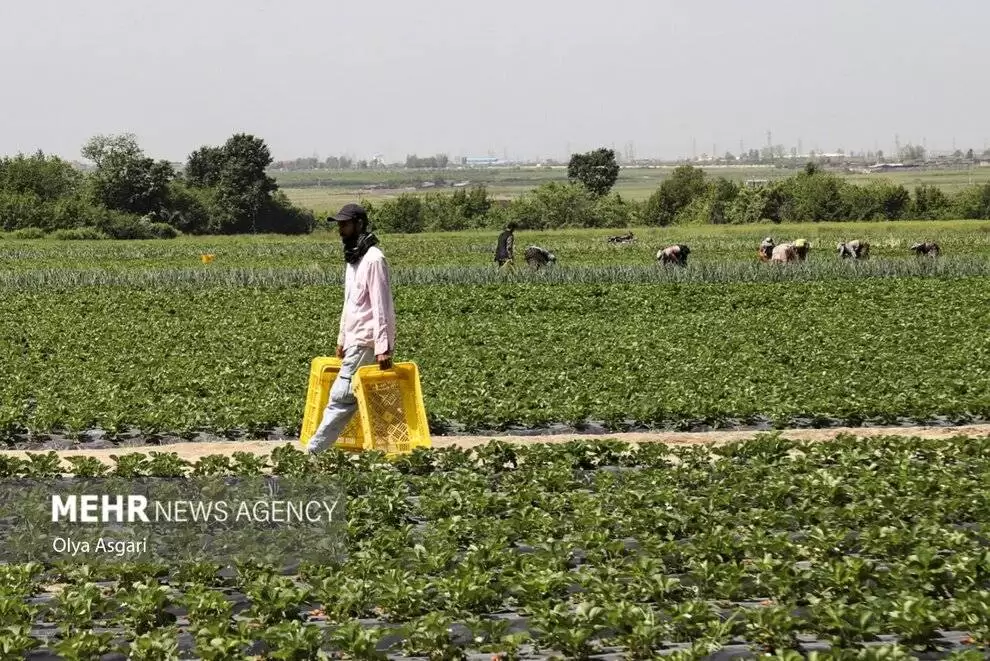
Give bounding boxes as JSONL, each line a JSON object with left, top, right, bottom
{"left": 353, "top": 362, "right": 432, "bottom": 456}
{"left": 299, "top": 357, "right": 367, "bottom": 452}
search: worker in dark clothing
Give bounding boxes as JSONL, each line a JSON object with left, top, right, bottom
{"left": 656, "top": 244, "right": 690, "bottom": 266}
{"left": 758, "top": 237, "right": 775, "bottom": 262}
{"left": 910, "top": 242, "right": 940, "bottom": 257}
{"left": 494, "top": 222, "right": 517, "bottom": 267}
{"left": 525, "top": 246, "right": 556, "bottom": 269}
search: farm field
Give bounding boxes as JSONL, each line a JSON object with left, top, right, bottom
{"left": 2, "top": 434, "right": 990, "bottom": 658}
{"left": 0, "top": 222, "right": 989, "bottom": 445}
{"left": 274, "top": 166, "right": 990, "bottom": 215}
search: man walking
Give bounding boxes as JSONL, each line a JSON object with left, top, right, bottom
{"left": 494, "top": 222, "right": 517, "bottom": 267}
{"left": 307, "top": 203, "right": 396, "bottom": 455}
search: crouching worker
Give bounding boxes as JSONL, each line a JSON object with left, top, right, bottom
{"left": 525, "top": 246, "right": 556, "bottom": 269}
{"left": 793, "top": 238, "right": 810, "bottom": 261}
{"left": 608, "top": 232, "right": 635, "bottom": 244}
{"left": 770, "top": 243, "right": 798, "bottom": 263}
{"left": 758, "top": 236, "right": 775, "bottom": 262}
{"left": 911, "top": 241, "right": 940, "bottom": 257}
{"left": 837, "top": 240, "right": 870, "bottom": 259}
{"left": 307, "top": 203, "right": 396, "bottom": 455}
{"left": 656, "top": 244, "right": 690, "bottom": 266}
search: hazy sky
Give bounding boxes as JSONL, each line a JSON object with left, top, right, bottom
{"left": 2, "top": 0, "right": 988, "bottom": 163}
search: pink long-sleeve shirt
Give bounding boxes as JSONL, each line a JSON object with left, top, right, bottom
{"left": 336, "top": 246, "right": 396, "bottom": 355}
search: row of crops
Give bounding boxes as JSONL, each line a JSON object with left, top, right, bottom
{"left": 1, "top": 435, "right": 989, "bottom": 659}
{"left": 1, "top": 275, "right": 988, "bottom": 442}
{"left": 2, "top": 222, "right": 990, "bottom": 272}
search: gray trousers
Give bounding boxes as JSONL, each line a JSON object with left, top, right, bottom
{"left": 306, "top": 345, "right": 376, "bottom": 454}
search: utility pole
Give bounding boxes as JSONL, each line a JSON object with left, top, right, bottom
{"left": 692, "top": 137, "right": 697, "bottom": 161}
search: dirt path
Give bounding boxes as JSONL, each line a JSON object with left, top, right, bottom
{"left": 2, "top": 424, "right": 988, "bottom": 467}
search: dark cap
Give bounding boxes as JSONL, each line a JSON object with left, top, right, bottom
{"left": 329, "top": 203, "right": 368, "bottom": 223}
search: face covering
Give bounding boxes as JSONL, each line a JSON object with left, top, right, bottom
{"left": 342, "top": 220, "right": 379, "bottom": 264}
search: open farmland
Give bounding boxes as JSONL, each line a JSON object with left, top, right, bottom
{"left": 2, "top": 434, "right": 990, "bottom": 658}
{"left": 1, "top": 221, "right": 989, "bottom": 446}
{"left": 275, "top": 166, "right": 990, "bottom": 215}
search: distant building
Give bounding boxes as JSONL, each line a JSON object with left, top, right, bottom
{"left": 462, "top": 156, "right": 500, "bottom": 166}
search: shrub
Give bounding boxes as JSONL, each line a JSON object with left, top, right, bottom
{"left": 640, "top": 165, "right": 708, "bottom": 226}
{"left": 912, "top": 185, "right": 951, "bottom": 220}
{"left": 375, "top": 194, "right": 426, "bottom": 233}
{"left": 953, "top": 183, "right": 990, "bottom": 220}
{"left": 9, "top": 227, "right": 46, "bottom": 239}
{"left": 146, "top": 222, "right": 179, "bottom": 239}
{"left": 92, "top": 210, "right": 157, "bottom": 240}
{"left": 0, "top": 192, "right": 45, "bottom": 231}
{"left": 163, "top": 182, "right": 213, "bottom": 234}
{"left": 253, "top": 191, "right": 315, "bottom": 235}
{"left": 509, "top": 182, "right": 595, "bottom": 229}
{"left": 50, "top": 227, "right": 109, "bottom": 240}
{"left": 423, "top": 193, "right": 469, "bottom": 232}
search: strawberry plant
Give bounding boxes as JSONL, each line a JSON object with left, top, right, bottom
{"left": 65, "top": 455, "right": 110, "bottom": 477}
{"left": 259, "top": 620, "right": 327, "bottom": 660}
{"left": 22, "top": 451, "right": 61, "bottom": 477}
{"left": 127, "top": 627, "right": 180, "bottom": 661}
{"left": 328, "top": 620, "right": 388, "bottom": 661}
{"left": 401, "top": 612, "right": 465, "bottom": 661}
{"left": 245, "top": 574, "right": 311, "bottom": 626}
{"left": 181, "top": 584, "right": 234, "bottom": 625}
{"left": 606, "top": 602, "right": 670, "bottom": 659}
{"left": 0, "top": 624, "right": 40, "bottom": 658}
{"left": 192, "top": 621, "right": 252, "bottom": 661}
{"left": 530, "top": 601, "right": 606, "bottom": 659}
{"left": 743, "top": 603, "right": 801, "bottom": 652}
{"left": 52, "top": 581, "right": 107, "bottom": 632}
{"left": 114, "top": 580, "right": 174, "bottom": 634}
{"left": 808, "top": 598, "right": 882, "bottom": 646}
{"left": 884, "top": 593, "right": 944, "bottom": 650}
{"left": 52, "top": 630, "right": 115, "bottom": 661}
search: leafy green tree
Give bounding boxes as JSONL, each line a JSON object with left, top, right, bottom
{"left": 591, "top": 192, "right": 633, "bottom": 228}
{"left": 184, "top": 146, "right": 225, "bottom": 188}
{"left": 375, "top": 193, "right": 426, "bottom": 233}
{"left": 82, "top": 134, "right": 174, "bottom": 216}
{"left": 842, "top": 181, "right": 910, "bottom": 221}
{"left": 567, "top": 148, "right": 620, "bottom": 197}
{"left": 911, "top": 185, "right": 951, "bottom": 220}
{"left": 451, "top": 185, "right": 492, "bottom": 220}
{"left": 183, "top": 134, "right": 303, "bottom": 233}
{"left": 640, "top": 165, "right": 707, "bottom": 225}
{"left": 782, "top": 168, "right": 847, "bottom": 222}
{"left": 953, "top": 183, "right": 990, "bottom": 219}
{"left": 423, "top": 192, "right": 468, "bottom": 231}
{"left": 0, "top": 151, "right": 82, "bottom": 201}
{"left": 510, "top": 182, "right": 595, "bottom": 229}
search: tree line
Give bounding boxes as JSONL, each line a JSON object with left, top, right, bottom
{"left": 359, "top": 150, "right": 990, "bottom": 234}
{"left": 0, "top": 134, "right": 313, "bottom": 239}
{"left": 4, "top": 144, "right": 990, "bottom": 238}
